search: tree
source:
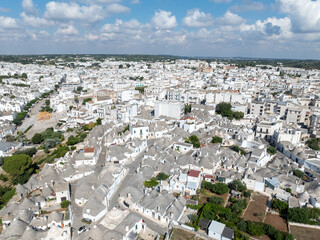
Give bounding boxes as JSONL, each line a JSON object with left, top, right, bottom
{"left": 247, "top": 222, "right": 265, "bottom": 236}
{"left": 292, "top": 169, "right": 305, "bottom": 179}
{"left": 267, "top": 146, "right": 277, "bottom": 155}
{"left": 61, "top": 200, "right": 70, "bottom": 208}
{"left": 216, "top": 102, "right": 244, "bottom": 120}
{"left": 96, "top": 118, "right": 102, "bottom": 126}
{"left": 229, "top": 180, "right": 247, "bottom": 192}
{"left": 144, "top": 178, "right": 159, "bottom": 188}
{"left": 2, "top": 154, "right": 32, "bottom": 178}
{"left": 211, "top": 136, "right": 222, "bottom": 144}
{"left": 271, "top": 199, "right": 288, "bottom": 214}
{"left": 212, "top": 183, "right": 229, "bottom": 195}
{"left": 21, "top": 73, "right": 27, "bottom": 79}
{"left": 237, "top": 220, "right": 248, "bottom": 232}
{"left": 185, "top": 135, "right": 201, "bottom": 148}
{"left": 230, "top": 145, "right": 246, "bottom": 155}
{"left": 14, "top": 147, "right": 37, "bottom": 157}
{"left": 156, "top": 172, "right": 169, "bottom": 180}
{"left": 306, "top": 138, "right": 320, "bottom": 151}
{"left": 82, "top": 98, "right": 92, "bottom": 105}
{"left": 233, "top": 111, "right": 244, "bottom": 120}
{"left": 207, "top": 196, "right": 224, "bottom": 205}
{"left": 31, "top": 133, "right": 43, "bottom": 144}
{"left": 66, "top": 135, "right": 80, "bottom": 145}
{"left": 216, "top": 102, "right": 232, "bottom": 115}
{"left": 184, "top": 104, "right": 192, "bottom": 114}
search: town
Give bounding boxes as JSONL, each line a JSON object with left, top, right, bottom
{"left": 0, "top": 55, "right": 319, "bottom": 240}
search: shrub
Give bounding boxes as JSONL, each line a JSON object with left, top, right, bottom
{"left": 211, "top": 136, "right": 222, "bottom": 144}
{"left": 267, "top": 146, "right": 277, "bottom": 155}
{"left": 185, "top": 135, "right": 200, "bottom": 148}
{"left": 31, "top": 133, "right": 43, "bottom": 144}
{"left": 292, "top": 169, "right": 305, "bottom": 179}
{"left": 229, "top": 179, "right": 247, "bottom": 192}
{"left": 207, "top": 196, "right": 224, "bottom": 205}
{"left": 144, "top": 178, "right": 159, "bottom": 188}
{"left": 271, "top": 199, "right": 288, "bottom": 214}
{"left": 212, "top": 183, "right": 229, "bottom": 195}
{"left": 247, "top": 222, "right": 265, "bottom": 236}
{"left": 156, "top": 172, "right": 169, "bottom": 180}
{"left": 61, "top": 200, "right": 70, "bottom": 208}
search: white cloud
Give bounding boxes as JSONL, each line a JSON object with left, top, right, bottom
{"left": 85, "top": 33, "right": 99, "bottom": 41}
{"left": 22, "top": 0, "right": 38, "bottom": 15}
{"left": 230, "top": 0, "right": 265, "bottom": 12}
{"left": 218, "top": 11, "right": 245, "bottom": 25}
{"left": 21, "top": 12, "right": 54, "bottom": 28}
{"left": 151, "top": 10, "right": 177, "bottom": 29}
{"left": 0, "top": 16, "right": 19, "bottom": 29}
{"left": 277, "top": 0, "right": 320, "bottom": 33}
{"left": 182, "top": 9, "right": 213, "bottom": 28}
{"left": 131, "top": 0, "right": 140, "bottom": 4}
{"left": 56, "top": 25, "right": 79, "bottom": 35}
{"left": 242, "top": 17, "right": 293, "bottom": 40}
{"left": 106, "top": 3, "right": 130, "bottom": 14}
{"left": 0, "top": 7, "right": 10, "bottom": 13}
{"left": 44, "top": 2, "right": 105, "bottom": 23}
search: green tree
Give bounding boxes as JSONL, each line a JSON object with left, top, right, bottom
{"left": 66, "top": 135, "right": 80, "bottom": 145}
{"left": 21, "top": 73, "right": 27, "bottom": 79}
{"left": 211, "top": 136, "right": 222, "bottom": 144}
{"left": 292, "top": 169, "right": 305, "bottom": 179}
{"left": 229, "top": 179, "right": 247, "bottom": 192}
{"left": 13, "top": 147, "right": 37, "bottom": 157}
{"left": 247, "top": 222, "right": 265, "bottom": 236}
{"left": 61, "top": 200, "right": 70, "bottom": 208}
{"left": 271, "top": 199, "right": 288, "bottom": 214}
{"left": 185, "top": 135, "right": 201, "bottom": 148}
{"left": 306, "top": 138, "right": 320, "bottom": 151}
{"left": 233, "top": 111, "right": 244, "bottom": 120}
{"left": 2, "top": 154, "right": 32, "bottom": 178}
{"left": 144, "top": 178, "right": 159, "bottom": 188}
{"left": 212, "top": 183, "right": 229, "bottom": 195}
{"left": 237, "top": 220, "right": 248, "bottom": 232}
{"left": 207, "top": 196, "right": 224, "bottom": 205}
{"left": 184, "top": 104, "right": 192, "bottom": 114}
{"left": 267, "top": 146, "right": 277, "bottom": 155}
{"left": 96, "top": 118, "right": 102, "bottom": 126}
{"left": 156, "top": 172, "right": 169, "bottom": 180}
{"left": 31, "top": 133, "right": 44, "bottom": 144}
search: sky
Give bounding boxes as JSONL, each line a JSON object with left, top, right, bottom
{"left": 0, "top": 0, "right": 320, "bottom": 59}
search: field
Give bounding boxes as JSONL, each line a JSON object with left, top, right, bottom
{"left": 242, "top": 193, "right": 269, "bottom": 222}
{"left": 290, "top": 225, "right": 320, "bottom": 240}
{"left": 198, "top": 189, "right": 229, "bottom": 206}
{"left": 264, "top": 213, "right": 288, "bottom": 232}
{"left": 170, "top": 228, "right": 203, "bottom": 240}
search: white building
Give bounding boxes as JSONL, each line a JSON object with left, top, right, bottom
{"left": 154, "top": 101, "right": 184, "bottom": 119}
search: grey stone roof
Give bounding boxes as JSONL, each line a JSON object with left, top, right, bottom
{"left": 48, "top": 211, "right": 63, "bottom": 223}
{"left": 139, "top": 190, "right": 175, "bottom": 216}
{"left": 114, "top": 213, "right": 141, "bottom": 235}
{"left": 0, "top": 219, "right": 28, "bottom": 240}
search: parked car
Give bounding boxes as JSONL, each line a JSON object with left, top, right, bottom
{"left": 77, "top": 226, "right": 86, "bottom": 235}
{"left": 305, "top": 171, "right": 313, "bottom": 178}
{"left": 81, "top": 218, "right": 92, "bottom": 224}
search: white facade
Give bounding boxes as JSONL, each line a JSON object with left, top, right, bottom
{"left": 154, "top": 101, "right": 184, "bottom": 119}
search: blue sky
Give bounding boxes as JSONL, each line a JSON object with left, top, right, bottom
{"left": 0, "top": 0, "right": 320, "bottom": 59}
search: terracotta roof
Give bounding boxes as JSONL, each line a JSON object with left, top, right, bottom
{"left": 188, "top": 170, "right": 201, "bottom": 178}
{"left": 84, "top": 147, "right": 95, "bottom": 153}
